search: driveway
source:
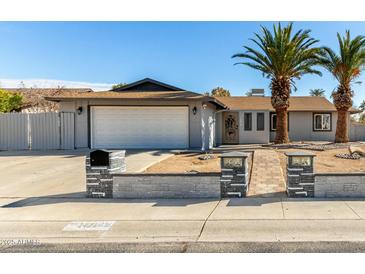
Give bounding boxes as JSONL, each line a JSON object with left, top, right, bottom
{"left": 0, "top": 149, "right": 173, "bottom": 198}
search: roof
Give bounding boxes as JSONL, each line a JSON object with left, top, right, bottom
{"left": 46, "top": 90, "right": 205, "bottom": 100}
{"left": 41, "top": 78, "right": 360, "bottom": 114}
{"left": 112, "top": 78, "right": 184, "bottom": 91}
{"left": 216, "top": 96, "right": 360, "bottom": 113}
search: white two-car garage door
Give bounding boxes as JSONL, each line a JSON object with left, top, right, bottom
{"left": 91, "top": 106, "right": 189, "bottom": 149}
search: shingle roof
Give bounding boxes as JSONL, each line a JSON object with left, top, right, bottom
{"left": 113, "top": 78, "right": 184, "bottom": 91}
{"left": 216, "top": 96, "right": 360, "bottom": 113}
{"left": 46, "top": 90, "right": 205, "bottom": 101}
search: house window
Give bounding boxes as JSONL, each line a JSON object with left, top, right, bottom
{"left": 313, "top": 113, "right": 331, "bottom": 131}
{"left": 257, "top": 113, "right": 265, "bottom": 131}
{"left": 270, "top": 113, "right": 277, "bottom": 131}
{"left": 244, "top": 113, "right": 252, "bottom": 131}
{"left": 270, "top": 112, "right": 289, "bottom": 131}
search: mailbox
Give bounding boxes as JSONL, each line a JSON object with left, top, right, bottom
{"left": 285, "top": 151, "right": 315, "bottom": 172}
{"left": 90, "top": 149, "right": 112, "bottom": 167}
{"left": 86, "top": 149, "right": 126, "bottom": 198}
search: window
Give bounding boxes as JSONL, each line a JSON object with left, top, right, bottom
{"left": 244, "top": 113, "right": 252, "bottom": 131}
{"left": 270, "top": 113, "right": 277, "bottom": 131}
{"left": 257, "top": 113, "right": 265, "bottom": 131}
{"left": 313, "top": 113, "right": 331, "bottom": 131}
{"left": 270, "top": 112, "right": 289, "bottom": 131}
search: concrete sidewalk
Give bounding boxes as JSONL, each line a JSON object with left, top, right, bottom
{"left": 2, "top": 197, "right": 365, "bottom": 246}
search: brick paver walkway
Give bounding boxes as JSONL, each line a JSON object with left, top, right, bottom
{"left": 248, "top": 149, "right": 286, "bottom": 197}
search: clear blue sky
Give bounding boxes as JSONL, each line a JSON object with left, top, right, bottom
{"left": 0, "top": 21, "right": 364, "bottom": 106}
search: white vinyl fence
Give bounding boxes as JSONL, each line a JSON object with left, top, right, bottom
{"left": 0, "top": 112, "right": 75, "bottom": 150}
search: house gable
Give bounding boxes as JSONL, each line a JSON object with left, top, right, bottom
{"left": 113, "top": 78, "right": 184, "bottom": 92}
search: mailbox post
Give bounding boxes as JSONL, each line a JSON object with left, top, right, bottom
{"left": 86, "top": 150, "right": 126, "bottom": 198}
{"left": 220, "top": 151, "right": 249, "bottom": 198}
{"left": 285, "top": 151, "right": 316, "bottom": 197}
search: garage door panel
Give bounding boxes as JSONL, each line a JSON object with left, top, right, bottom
{"left": 91, "top": 106, "right": 189, "bottom": 149}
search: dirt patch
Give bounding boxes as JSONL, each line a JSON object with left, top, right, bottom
{"left": 276, "top": 145, "right": 365, "bottom": 176}
{"left": 145, "top": 152, "right": 221, "bottom": 173}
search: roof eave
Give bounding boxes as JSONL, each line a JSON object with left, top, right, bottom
{"left": 45, "top": 96, "right": 206, "bottom": 101}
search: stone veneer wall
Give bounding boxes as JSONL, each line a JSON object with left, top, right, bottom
{"left": 315, "top": 173, "right": 365, "bottom": 198}
{"left": 113, "top": 173, "right": 221, "bottom": 199}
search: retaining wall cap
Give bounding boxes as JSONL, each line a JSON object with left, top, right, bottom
{"left": 113, "top": 172, "right": 222, "bottom": 177}
{"left": 285, "top": 151, "right": 316, "bottom": 157}
{"left": 220, "top": 151, "right": 249, "bottom": 158}
{"left": 315, "top": 172, "right": 365, "bottom": 176}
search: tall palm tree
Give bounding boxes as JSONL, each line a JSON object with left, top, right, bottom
{"left": 359, "top": 100, "right": 365, "bottom": 111}
{"left": 309, "top": 88, "right": 326, "bottom": 97}
{"left": 319, "top": 31, "right": 365, "bottom": 143}
{"left": 232, "top": 23, "right": 323, "bottom": 143}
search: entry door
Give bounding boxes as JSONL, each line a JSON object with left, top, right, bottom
{"left": 223, "top": 112, "right": 239, "bottom": 144}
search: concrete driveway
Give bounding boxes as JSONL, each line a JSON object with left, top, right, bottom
{"left": 0, "top": 149, "right": 173, "bottom": 198}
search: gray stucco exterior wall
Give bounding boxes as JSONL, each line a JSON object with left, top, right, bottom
{"left": 215, "top": 110, "right": 270, "bottom": 145}
{"left": 270, "top": 111, "right": 345, "bottom": 142}
{"left": 60, "top": 99, "right": 215, "bottom": 149}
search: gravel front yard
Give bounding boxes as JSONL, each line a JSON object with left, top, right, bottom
{"left": 145, "top": 152, "right": 221, "bottom": 173}
{"left": 276, "top": 145, "right": 365, "bottom": 175}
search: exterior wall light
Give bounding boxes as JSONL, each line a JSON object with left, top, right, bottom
{"left": 202, "top": 103, "right": 207, "bottom": 109}
{"left": 77, "top": 106, "right": 83, "bottom": 115}
{"left": 192, "top": 106, "right": 197, "bottom": 115}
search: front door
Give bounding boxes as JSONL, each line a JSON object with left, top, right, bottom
{"left": 223, "top": 112, "right": 239, "bottom": 144}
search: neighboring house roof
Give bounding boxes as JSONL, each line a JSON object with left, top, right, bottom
{"left": 4, "top": 88, "right": 93, "bottom": 94}
{"left": 4, "top": 88, "right": 92, "bottom": 110}
{"left": 216, "top": 96, "right": 360, "bottom": 113}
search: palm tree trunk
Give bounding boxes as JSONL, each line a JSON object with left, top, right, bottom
{"left": 335, "top": 110, "right": 349, "bottom": 143}
{"left": 271, "top": 77, "right": 290, "bottom": 144}
{"left": 333, "top": 85, "right": 352, "bottom": 143}
{"left": 275, "top": 107, "right": 289, "bottom": 144}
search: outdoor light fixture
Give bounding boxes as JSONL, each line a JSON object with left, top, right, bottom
{"left": 192, "top": 106, "right": 197, "bottom": 115}
{"left": 202, "top": 103, "right": 207, "bottom": 109}
{"left": 77, "top": 106, "right": 83, "bottom": 115}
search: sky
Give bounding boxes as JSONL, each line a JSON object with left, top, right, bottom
{"left": 0, "top": 21, "right": 365, "bottom": 106}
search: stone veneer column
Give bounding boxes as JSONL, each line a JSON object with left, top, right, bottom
{"left": 285, "top": 151, "right": 315, "bottom": 197}
{"left": 86, "top": 150, "right": 126, "bottom": 198}
{"left": 220, "top": 152, "right": 249, "bottom": 198}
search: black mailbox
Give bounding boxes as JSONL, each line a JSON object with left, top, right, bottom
{"left": 90, "top": 149, "right": 111, "bottom": 167}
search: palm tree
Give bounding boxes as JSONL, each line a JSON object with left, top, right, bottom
{"left": 232, "top": 23, "right": 323, "bottom": 143}
{"left": 309, "top": 88, "right": 325, "bottom": 97}
{"left": 360, "top": 100, "right": 365, "bottom": 111}
{"left": 319, "top": 31, "right": 365, "bottom": 143}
